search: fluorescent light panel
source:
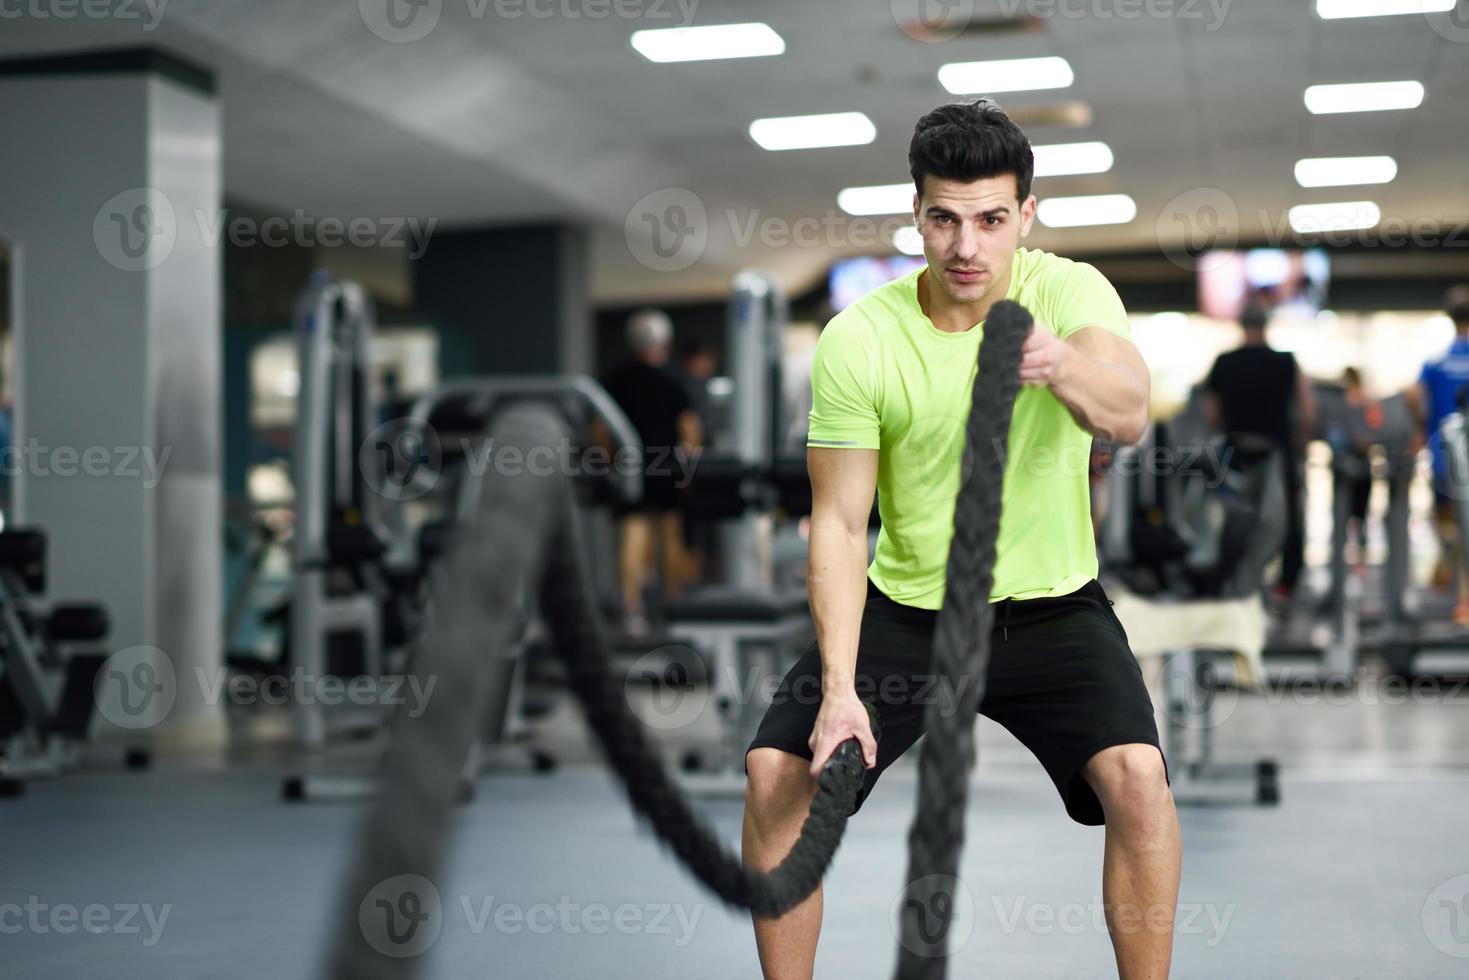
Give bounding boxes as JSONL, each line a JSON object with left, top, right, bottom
{"left": 1316, "top": 0, "right": 1455, "bottom": 19}
{"left": 1288, "top": 200, "right": 1381, "bottom": 233}
{"left": 938, "top": 56, "right": 1074, "bottom": 94}
{"left": 838, "top": 183, "right": 913, "bottom": 216}
{"left": 749, "top": 112, "right": 875, "bottom": 151}
{"left": 893, "top": 226, "right": 925, "bottom": 256}
{"left": 1294, "top": 155, "right": 1398, "bottom": 187}
{"left": 1037, "top": 193, "right": 1136, "bottom": 228}
{"left": 1033, "top": 141, "right": 1114, "bottom": 177}
{"left": 630, "top": 23, "right": 785, "bottom": 63}
{"left": 1304, "top": 80, "right": 1424, "bottom": 114}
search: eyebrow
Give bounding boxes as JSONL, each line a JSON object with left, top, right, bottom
{"left": 925, "top": 204, "right": 1012, "bottom": 219}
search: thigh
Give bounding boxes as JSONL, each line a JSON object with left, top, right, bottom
{"left": 747, "top": 591, "right": 936, "bottom": 812}
{"left": 981, "top": 601, "right": 1164, "bottom": 825}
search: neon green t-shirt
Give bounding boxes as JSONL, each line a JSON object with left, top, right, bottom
{"left": 807, "top": 247, "right": 1133, "bottom": 608}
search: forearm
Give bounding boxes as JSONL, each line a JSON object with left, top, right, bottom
{"left": 1050, "top": 347, "right": 1149, "bottom": 444}
{"left": 807, "top": 514, "right": 869, "bottom": 698}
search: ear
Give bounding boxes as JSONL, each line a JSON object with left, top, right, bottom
{"left": 1018, "top": 194, "right": 1037, "bottom": 238}
{"left": 912, "top": 191, "right": 921, "bottom": 227}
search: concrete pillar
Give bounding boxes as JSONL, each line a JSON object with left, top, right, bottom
{"left": 0, "top": 48, "right": 224, "bottom": 749}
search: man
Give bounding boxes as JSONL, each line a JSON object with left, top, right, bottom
{"left": 741, "top": 100, "right": 1177, "bottom": 979}
{"left": 1408, "top": 286, "right": 1469, "bottom": 623}
{"left": 1202, "top": 304, "right": 1316, "bottom": 600}
{"left": 602, "top": 309, "right": 702, "bottom": 636}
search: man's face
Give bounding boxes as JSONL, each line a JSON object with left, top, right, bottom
{"left": 913, "top": 174, "right": 1036, "bottom": 305}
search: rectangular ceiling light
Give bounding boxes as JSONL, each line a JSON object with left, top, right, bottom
{"left": 1037, "top": 193, "right": 1136, "bottom": 228}
{"left": 1316, "top": 0, "right": 1455, "bottom": 18}
{"left": 1304, "top": 80, "right": 1424, "bottom": 114}
{"left": 749, "top": 112, "right": 876, "bottom": 151}
{"left": 1294, "top": 155, "right": 1398, "bottom": 187}
{"left": 938, "top": 56, "right": 1074, "bottom": 94}
{"left": 893, "top": 226, "right": 925, "bottom": 256}
{"left": 838, "top": 183, "right": 913, "bottom": 216}
{"left": 631, "top": 23, "right": 785, "bottom": 63}
{"left": 1288, "top": 200, "right": 1381, "bottom": 234}
{"left": 1033, "top": 141, "right": 1114, "bottom": 177}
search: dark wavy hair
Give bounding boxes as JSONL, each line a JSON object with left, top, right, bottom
{"left": 908, "top": 98, "right": 1034, "bottom": 203}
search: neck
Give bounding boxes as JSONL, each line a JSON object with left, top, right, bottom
{"left": 919, "top": 264, "right": 1013, "bottom": 333}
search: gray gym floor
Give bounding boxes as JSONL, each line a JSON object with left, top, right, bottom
{"left": 4, "top": 671, "right": 1468, "bottom": 979}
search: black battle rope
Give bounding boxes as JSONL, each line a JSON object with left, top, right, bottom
{"left": 893, "top": 299, "right": 1030, "bottom": 979}
{"left": 328, "top": 406, "right": 876, "bottom": 980}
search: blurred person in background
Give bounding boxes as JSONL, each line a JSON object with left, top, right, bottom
{"left": 1408, "top": 286, "right": 1469, "bottom": 623}
{"left": 602, "top": 309, "right": 702, "bottom": 636}
{"left": 1339, "top": 366, "right": 1376, "bottom": 567}
{"left": 1202, "top": 303, "right": 1316, "bottom": 600}
{"left": 674, "top": 338, "right": 717, "bottom": 586}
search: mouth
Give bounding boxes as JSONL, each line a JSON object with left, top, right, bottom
{"left": 946, "top": 267, "right": 985, "bottom": 284}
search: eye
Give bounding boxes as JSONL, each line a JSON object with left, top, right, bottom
{"left": 932, "top": 214, "right": 954, "bottom": 225}
{"left": 985, "top": 216, "right": 1004, "bottom": 227}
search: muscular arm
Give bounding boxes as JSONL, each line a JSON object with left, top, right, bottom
{"left": 1027, "top": 325, "right": 1151, "bottom": 445}
{"left": 805, "top": 445, "right": 880, "bottom": 772}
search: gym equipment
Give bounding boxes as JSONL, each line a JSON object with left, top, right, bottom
{"left": 1382, "top": 407, "right": 1469, "bottom": 677}
{"left": 290, "top": 273, "right": 393, "bottom": 750}
{"left": 664, "top": 272, "right": 813, "bottom": 790}
{"left": 0, "top": 528, "right": 144, "bottom": 797}
{"left": 1161, "top": 646, "right": 1279, "bottom": 806}
{"left": 284, "top": 375, "right": 642, "bottom": 801}
{"left": 1099, "top": 410, "right": 1284, "bottom": 806}
{"left": 322, "top": 301, "right": 1027, "bottom": 980}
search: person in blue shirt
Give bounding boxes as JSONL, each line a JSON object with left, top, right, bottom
{"left": 1409, "top": 286, "right": 1469, "bottom": 622}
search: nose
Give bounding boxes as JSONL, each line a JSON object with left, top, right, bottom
{"left": 952, "top": 221, "right": 981, "bottom": 262}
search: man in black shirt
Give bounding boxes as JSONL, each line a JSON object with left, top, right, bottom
{"left": 603, "top": 309, "right": 702, "bottom": 635}
{"left": 1203, "top": 304, "right": 1316, "bottom": 598}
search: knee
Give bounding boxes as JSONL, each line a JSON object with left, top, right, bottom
{"left": 744, "top": 748, "right": 816, "bottom": 825}
{"left": 1086, "top": 744, "right": 1171, "bottom": 819}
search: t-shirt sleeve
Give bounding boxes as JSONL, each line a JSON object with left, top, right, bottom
{"left": 806, "top": 312, "right": 881, "bottom": 450}
{"left": 1047, "top": 261, "right": 1132, "bottom": 342}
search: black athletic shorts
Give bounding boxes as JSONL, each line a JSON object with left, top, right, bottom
{"left": 746, "top": 577, "right": 1167, "bottom": 826}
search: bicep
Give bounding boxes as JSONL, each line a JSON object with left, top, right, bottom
{"left": 808, "top": 447, "right": 878, "bottom": 534}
